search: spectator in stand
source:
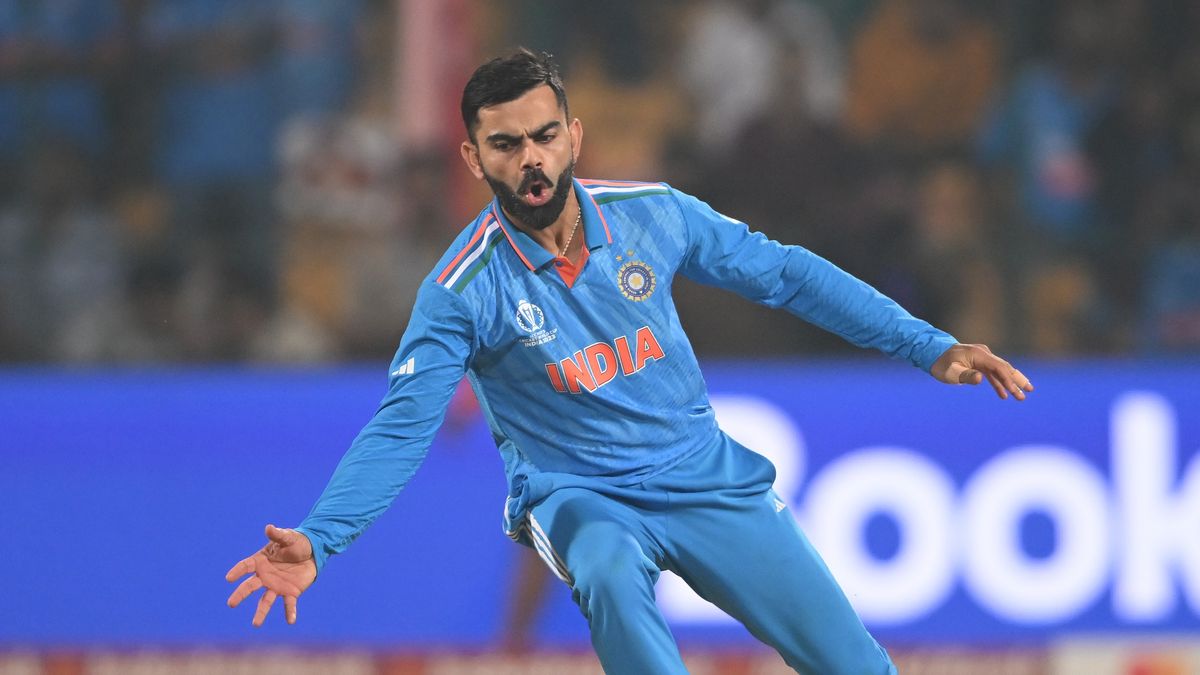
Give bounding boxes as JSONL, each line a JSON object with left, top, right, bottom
{"left": 0, "top": 0, "right": 122, "bottom": 194}
{"left": 107, "top": 0, "right": 162, "bottom": 186}
{"left": 1086, "top": 72, "right": 1174, "bottom": 348}
{"left": 275, "top": 0, "right": 364, "bottom": 120}
{"left": 845, "top": 0, "right": 999, "bottom": 153}
{"left": 0, "top": 140, "right": 125, "bottom": 361}
{"left": 699, "top": 35, "right": 855, "bottom": 247}
{"left": 1140, "top": 206, "right": 1200, "bottom": 354}
{"left": 978, "top": 2, "right": 1119, "bottom": 353}
{"left": 679, "top": 0, "right": 845, "bottom": 159}
{"left": 505, "top": 0, "right": 656, "bottom": 86}
{"left": 909, "top": 160, "right": 1007, "bottom": 350}
{"left": 563, "top": 53, "right": 687, "bottom": 181}
{"left": 1137, "top": 90, "right": 1200, "bottom": 354}
{"left": 978, "top": 2, "right": 1117, "bottom": 253}
{"left": 273, "top": 112, "right": 410, "bottom": 360}
{"left": 678, "top": 32, "right": 860, "bottom": 356}
{"left": 144, "top": 0, "right": 281, "bottom": 358}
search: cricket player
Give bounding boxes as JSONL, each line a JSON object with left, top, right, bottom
{"left": 226, "top": 49, "right": 1034, "bottom": 674}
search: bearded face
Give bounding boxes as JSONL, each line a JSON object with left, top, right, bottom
{"left": 464, "top": 84, "right": 583, "bottom": 233}
{"left": 483, "top": 158, "right": 575, "bottom": 231}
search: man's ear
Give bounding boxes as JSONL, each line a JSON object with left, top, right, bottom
{"left": 569, "top": 117, "right": 583, "bottom": 160}
{"left": 460, "top": 140, "right": 484, "bottom": 180}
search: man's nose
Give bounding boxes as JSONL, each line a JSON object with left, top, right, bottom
{"left": 518, "top": 139, "right": 542, "bottom": 171}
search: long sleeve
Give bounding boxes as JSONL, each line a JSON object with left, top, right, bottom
{"left": 672, "top": 189, "right": 956, "bottom": 371}
{"left": 296, "top": 281, "right": 476, "bottom": 573}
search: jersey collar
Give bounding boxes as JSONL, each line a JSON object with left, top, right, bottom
{"left": 490, "top": 177, "right": 615, "bottom": 272}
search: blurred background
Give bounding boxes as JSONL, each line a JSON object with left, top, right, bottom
{"left": 1, "top": 0, "right": 1199, "bottom": 673}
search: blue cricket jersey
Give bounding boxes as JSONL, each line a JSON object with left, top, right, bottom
{"left": 296, "top": 178, "right": 957, "bottom": 572}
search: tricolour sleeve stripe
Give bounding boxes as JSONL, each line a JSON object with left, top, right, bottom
{"left": 582, "top": 186, "right": 614, "bottom": 244}
{"left": 583, "top": 184, "right": 668, "bottom": 196}
{"left": 578, "top": 178, "right": 660, "bottom": 188}
{"left": 436, "top": 215, "right": 495, "bottom": 284}
{"left": 440, "top": 218, "right": 500, "bottom": 288}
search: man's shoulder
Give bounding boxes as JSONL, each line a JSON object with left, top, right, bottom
{"left": 577, "top": 179, "right": 727, "bottom": 235}
{"left": 577, "top": 178, "right": 673, "bottom": 207}
{"left": 577, "top": 178, "right": 687, "bottom": 235}
{"left": 426, "top": 206, "right": 509, "bottom": 296}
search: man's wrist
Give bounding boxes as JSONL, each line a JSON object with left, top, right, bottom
{"left": 293, "top": 526, "right": 328, "bottom": 576}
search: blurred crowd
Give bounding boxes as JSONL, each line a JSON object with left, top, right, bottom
{"left": 2, "top": 0, "right": 1199, "bottom": 364}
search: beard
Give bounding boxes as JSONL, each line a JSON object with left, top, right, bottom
{"left": 483, "top": 157, "right": 576, "bottom": 231}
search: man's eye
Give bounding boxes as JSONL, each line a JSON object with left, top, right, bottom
{"left": 494, "top": 142, "right": 511, "bottom": 151}
{"left": 536, "top": 135, "right": 554, "bottom": 143}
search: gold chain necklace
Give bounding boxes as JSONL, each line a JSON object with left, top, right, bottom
{"left": 559, "top": 208, "right": 582, "bottom": 258}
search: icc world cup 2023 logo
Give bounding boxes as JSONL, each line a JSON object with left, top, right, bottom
{"left": 515, "top": 299, "right": 557, "bottom": 347}
{"left": 515, "top": 300, "right": 545, "bottom": 333}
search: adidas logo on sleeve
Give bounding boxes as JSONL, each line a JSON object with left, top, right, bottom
{"left": 391, "top": 356, "right": 416, "bottom": 377}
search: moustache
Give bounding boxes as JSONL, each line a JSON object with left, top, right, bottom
{"left": 518, "top": 169, "right": 554, "bottom": 194}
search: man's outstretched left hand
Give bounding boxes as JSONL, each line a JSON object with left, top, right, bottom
{"left": 930, "top": 343, "right": 1034, "bottom": 401}
{"left": 226, "top": 524, "right": 316, "bottom": 627}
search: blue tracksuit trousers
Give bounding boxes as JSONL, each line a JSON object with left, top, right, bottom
{"left": 525, "top": 433, "right": 897, "bottom": 674}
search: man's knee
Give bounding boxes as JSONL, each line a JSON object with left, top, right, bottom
{"left": 567, "top": 523, "right": 656, "bottom": 610}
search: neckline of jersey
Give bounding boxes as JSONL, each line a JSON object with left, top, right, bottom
{"left": 490, "top": 177, "right": 613, "bottom": 272}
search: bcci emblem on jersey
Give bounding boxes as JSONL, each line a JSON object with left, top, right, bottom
{"left": 516, "top": 299, "right": 557, "bottom": 347}
{"left": 617, "top": 261, "right": 656, "bottom": 301}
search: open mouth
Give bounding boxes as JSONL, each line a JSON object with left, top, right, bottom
{"left": 523, "top": 180, "right": 551, "bottom": 206}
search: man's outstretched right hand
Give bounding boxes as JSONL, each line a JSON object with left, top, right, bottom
{"left": 226, "top": 524, "right": 317, "bottom": 627}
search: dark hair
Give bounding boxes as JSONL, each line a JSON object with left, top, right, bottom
{"left": 461, "top": 48, "right": 568, "bottom": 143}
